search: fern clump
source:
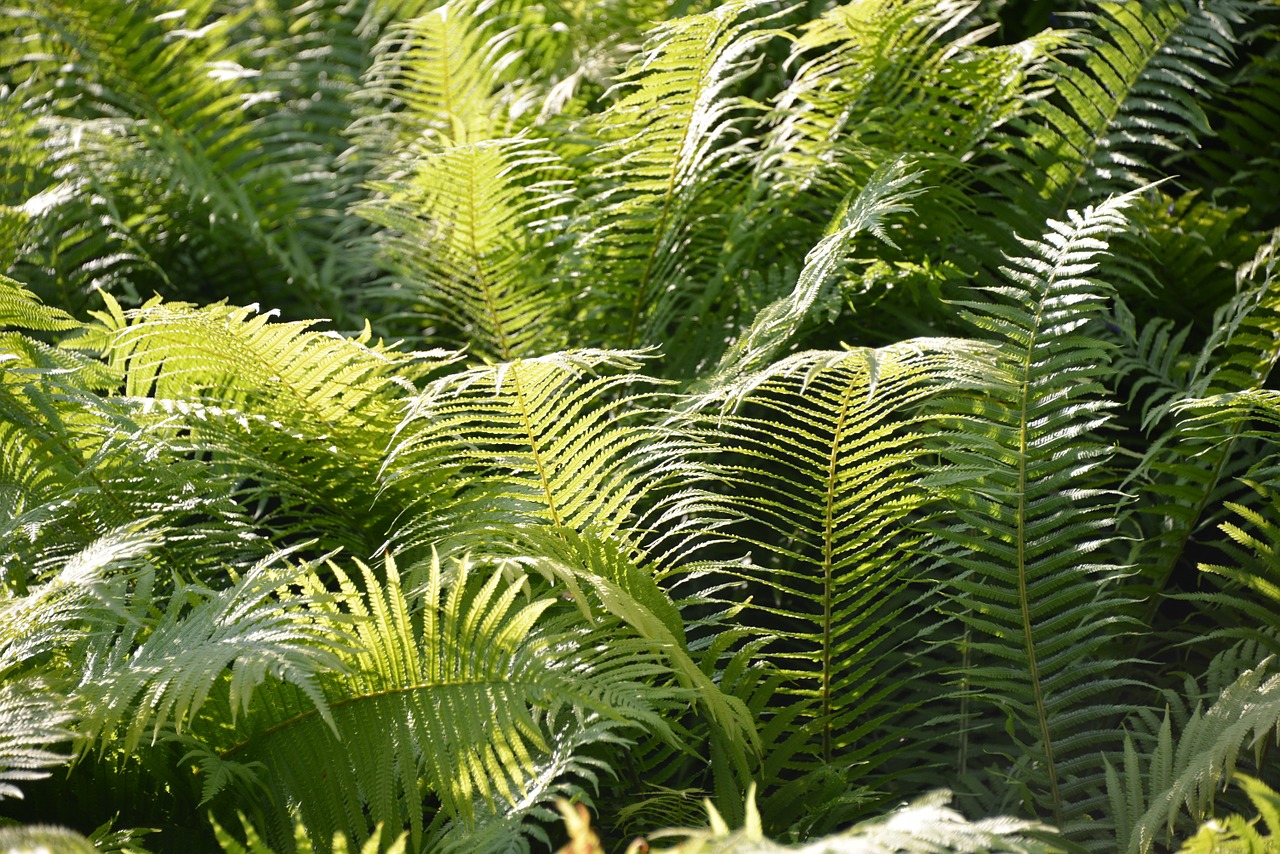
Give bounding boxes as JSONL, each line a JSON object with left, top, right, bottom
{"left": 2, "top": 0, "right": 1279, "bottom": 852}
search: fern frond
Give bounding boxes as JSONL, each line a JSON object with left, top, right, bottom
{"left": 571, "top": 0, "right": 780, "bottom": 351}
{"left": 0, "top": 680, "right": 75, "bottom": 801}
{"left": 73, "top": 547, "right": 351, "bottom": 756}
{"left": 1108, "top": 657, "right": 1280, "bottom": 853}
{"left": 0, "top": 273, "right": 79, "bottom": 333}
{"left": 934, "top": 192, "right": 1145, "bottom": 833}
{"left": 212, "top": 814, "right": 407, "bottom": 854}
{"left": 511, "top": 527, "right": 758, "bottom": 756}
{"left": 690, "top": 158, "right": 928, "bottom": 397}
{"left": 763, "top": 0, "right": 1051, "bottom": 210}
{"left": 357, "top": 137, "right": 571, "bottom": 358}
{"left": 2, "top": 291, "right": 260, "bottom": 585}
{"left": 354, "top": 3, "right": 505, "bottom": 152}
{"left": 1174, "top": 774, "right": 1280, "bottom": 854}
{"left": 218, "top": 552, "right": 678, "bottom": 851}
{"left": 385, "top": 350, "right": 694, "bottom": 553}
{"left": 1004, "top": 0, "right": 1249, "bottom": 217}
{"left": 685, "top": 337, "right": 990, "bottom": 825}
{"left": 103, "top": 298, "right": 415, "bottom": 429}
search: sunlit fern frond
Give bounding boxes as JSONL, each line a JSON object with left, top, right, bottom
{"left": 2, "top": 285, "right": 264, "bottom": 587}
{"left": 690, "top": 158, "right": 929, "bottom": 396}
{"left": 1000, "top": 0, "right": 1250, "bottom": 221}
{"left": 350, "top": 3, "right": 578, "bottom": 353}
{"left": 356, "top": 137, "right": 572, "bottom": 358}
{"left": 71, "top": 547, "right": 350, "bottom": 759}
{"left": 730, "top": 0, "right": 1066, "bottom": 320}
{"left": 206, "top": 552, "right": 680, "bottom": 852}
{"left": 353, "top": 2, "right": 505, "bottom": 153}
{"left": 761, "top": 0, "right": 1053, "bottom": 215}
{"left": 0, "top": 680, "right": 75, "bottom": 801}
{"left": 683, "top": 337, "right": 992, "bottom": 829}
{"left": 76, "top": 295, "right": 456, "bottom": 559}
{"left": 570, "top": 0, "right": 781, "bottom": 352}
{"left": 384, "top": 350, "right": 697, "bottom": 556}
{"left": 100, "top": 297, "right": 420, "bottom": 443}
{"left": 212, "top": 814, "right": 406, "bottom": 854}
{"left": 453, "top": 0, "right": 669, "bottom": 125}
{"left": 507, "top": 526, "right": 758, "bottom": 759}
{"left": 0, "top": 522, "right": 162, "bottom": 674}
{"left": 932, "top": 192, "right": 1145, "bottom": 837}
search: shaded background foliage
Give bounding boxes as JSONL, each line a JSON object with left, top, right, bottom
{"left": 2, "top": 0, "right": 1280, "bottom": 852}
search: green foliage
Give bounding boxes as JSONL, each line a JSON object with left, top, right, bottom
{"left": 1177, "top": 776, "right": 1280, "bottom": 854}
{"left": 2, "top": 0, "right": 1280, "bottom": 852}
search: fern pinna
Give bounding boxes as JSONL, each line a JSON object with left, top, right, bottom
{"left": 3, "top": 0, "right": 1280, "bottom": 852}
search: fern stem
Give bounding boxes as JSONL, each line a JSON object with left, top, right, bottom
{"left": 461, "top": 148, "right": 513, "bottom": 361}
{"left": 1017, "top": 267, "right": 1064, "bottom": 829}
{"left": 510, "top": 362, "right": 565, "bottom": 528}
{"left": 819, "top": 373, "right": 858, "bottom": 762}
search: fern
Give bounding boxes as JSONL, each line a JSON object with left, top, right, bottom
{"left": 684, "top": 337, "right": 991, "bottom": 829}
{"left": 1108, "top": 659, "right": 1280, "bottom": 853}
{"left": 932, "top": 192, "right": 1145, "bottom": 833}
{"left": 383, "top": 350, "right": 693, "bottom": 551}
{"left": 1002, "top": 0, "right": 1249, "bottom": 218}
{"left": 570, "top": 0, "right": 780, "bottom": 352}
{"left": 3, "top": 1, "right": 1279, "bottom": 850}
{"left": 0, "top": 681, "right": 74, "bottom": 801}
{"left": 207, "top": 552, "right": 682, "bottom": 851}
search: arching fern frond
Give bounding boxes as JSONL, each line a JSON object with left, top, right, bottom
{"left": 571, "top": 0, "right": 781, "bottom": 351}
{"left": 353, "top": 2, "right": 506, "bottom": 152}
{"left": 350, "top": 4, "right": 575, "bottom": 354}
{"left": 1118, "top": 229, "right": 1279, "bottom": 620}
{"left": 384, "top": 350, "right": 695, "bottom": 554}
{"left": 510, "top": 527, "right": 758, "bottom": 757}
{"left": 212, "top": 552, "right": 679, "bottom": 852}
{"left": 686, "top": 338, "right": 991, "bottom": 828}
{"left": 2, "top": 287, "right": 260, "bottom": 586}
{"left": 72, "top": 547, "right": 351, "bottom": 757}
{"left": 761, "top": 0, "right": 1052, "bottom": 217}
{"left": 1003, "top": 0, "right": 1250, "bottom": 219}
{"left": 691, "top": 158, "right": 929, "bottom": 397}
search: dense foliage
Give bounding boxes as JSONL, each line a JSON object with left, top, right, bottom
{"left": 3, "top": 0, "right": 1280, "bottom": 851}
